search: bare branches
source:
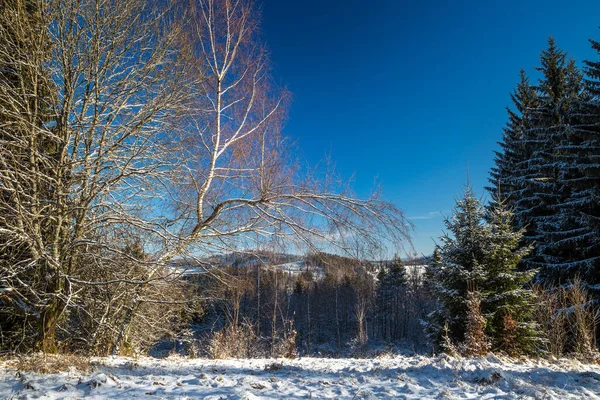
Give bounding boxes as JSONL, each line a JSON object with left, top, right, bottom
{"left": 160, "top": 0, "right": 412, "bottom": 263}
{"left": 0, "top": 0, "right": 198, "bottom": 352}
{"left": 0, "top": 0, "right": 411, "bottom": 354}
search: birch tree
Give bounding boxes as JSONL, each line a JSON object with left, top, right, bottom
{"left": 166, "top": 0, "right": 412, "bottom": 264}
{"left": 0, "top": 0, "right": 412, "bottom": 354}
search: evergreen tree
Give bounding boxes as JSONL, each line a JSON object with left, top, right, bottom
{"left": 488, "top": 70, "right": 542, "bottom": 272}
{"left": 531, "top": 39, "right": 586, "bottom": 281}
{"left": 375, "top": 267, "right": 389, "bottom": 340}
{"left": 484, "top": 198, "right": 540, "bottom": 355}
{"left": 387, "top": 257, "right": 409, "bottom": 288}
{"left": 488, "top": 70, "right": 540, "bottom": 202}
{"left": 427, "top": 189, "right": 542, "bottom": 355}
{"left": 489, "top": 38, "right": 590, "bottom": 284}
{"left": 425, "top": 187, "right": 489, "bottom": 347}
{"left": 423, "top": 248, "right": 441, "bottom": 294}
{"left": 538, "top": 36, "right": 600, "bottom": 294}
{"left": 375, "top": 257, "right": 408, "bottom": 340}
{"left": 518, "top": 38, "right": 583, "bottom": 273}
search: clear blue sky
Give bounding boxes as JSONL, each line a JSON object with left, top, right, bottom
{"left": 260, "top": 0, "right": 600, "bottom": 256}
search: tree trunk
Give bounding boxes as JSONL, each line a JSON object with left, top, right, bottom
{"left": 38, "top": 268, "right": 65, "bottom": 353}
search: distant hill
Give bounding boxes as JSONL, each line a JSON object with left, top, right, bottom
{"left": 170, "top": 251, "right": 432, "bottom": 280}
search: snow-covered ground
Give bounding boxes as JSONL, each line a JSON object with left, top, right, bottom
{"left": 272, "top": 261, "right": 325, "bottom": 279}
{"left": 1, "top": 354, "right": 600, "bottom": 399}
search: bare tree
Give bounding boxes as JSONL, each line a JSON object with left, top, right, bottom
{"left": 0, "top": 0, "right": 195, "bottom": 352}
{"left": 0, "top": 0, "right": 411, "bottom": 354}
{"left": 0, "top": 0, "right": 59, "bottom": 351}
{"left": 158, "top": 0, "right": 412, "bottom": 262}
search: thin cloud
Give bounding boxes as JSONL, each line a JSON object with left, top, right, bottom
{"left": 408, "top": 211, "right": 442, "bottom": 221}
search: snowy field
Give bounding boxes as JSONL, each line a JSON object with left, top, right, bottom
{"left": 1, "top": 354, "right": 600, "bottom": 399}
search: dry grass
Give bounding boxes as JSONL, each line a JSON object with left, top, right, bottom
{"left": 208, "top": 322, "right": 264, "bottom": 359}
{"left": 534, "top": 279, "right": 600, "bottom": 362}
{"left": 208, "top": 319, "right": 297, "bottom": 359}
{"left": 5, "top": 353, "right": 94, "bottom": 374}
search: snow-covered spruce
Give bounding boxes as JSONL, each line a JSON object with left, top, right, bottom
{"left": 425, "top": 187, "right": 540, "bottom": 355}
{"left": 490, "top": 37, "right": 600, "bottom": 293}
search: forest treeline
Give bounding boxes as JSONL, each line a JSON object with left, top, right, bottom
{"left": 182, "top": 253, "right": 432, "bottom": 358}
{"left": 0, "top": 0, "right": 599, "bottom": 360}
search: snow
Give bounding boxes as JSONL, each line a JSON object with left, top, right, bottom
{"left": 271, "top": 261, "right": 324, "bottom": 279}
{"left": 272, "top": 261, "right": 306, "bottom": 273}
{"left": 2, "top": 354, "right": 600, "bottom": 399}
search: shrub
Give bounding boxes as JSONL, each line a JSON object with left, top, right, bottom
{"left": 208, "top": 322, "right": 264, "bottom": 359}
{"left": 534, "top": 279, "right": 599, "bottom": 360}
{"left": 460, "top": 291, "right": 490, "bottom": 356}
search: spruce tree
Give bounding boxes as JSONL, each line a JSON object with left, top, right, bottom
{"left": 375, "top": 267, "right": 389, "bottom": 340}
{"left": 484, "top": 198, "right": 540, "bottom": 355}
{"left": 427, "top": 189, "right": 542, "bottom": 355}
{"left": 387, "top": 257, "right": 409, "bottom": 288}
{"left": 389, "top": 257, "right": 409, "bottom": 339}
{"left": 488, "top": 70, "right": 542, "bottom": 273}
{"left": 521, "top": 38, "right": 583, "bottom": 273}
{"left": 490, "top": 38, "right": 588, "bottom": 282}
{"left": 541, "top": 36, "right": 600, "bottom": 295}
{"left": 425, "top": 187, "right": 489, "bottom": 347}
{"left": 532, "top": 42, "right": 586, "bottom": 281}
{"left": 461, "top": 290, "right": 491, "bottom": 356}
{"left": 375, "top": 257, "right": 408, "bottom": 340}
{"left": 488, "top": 70, "right": 540, "bottom": 203}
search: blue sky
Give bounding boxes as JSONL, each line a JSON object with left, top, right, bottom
{"left": 260, "top": 0, "right": 600, "bottom": 256}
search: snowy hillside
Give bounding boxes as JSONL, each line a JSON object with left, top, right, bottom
{"left": 2, "top": 354, "right": 600, "bottom": 399}
{"left": 170, "top": 252, "right": 428, "bottom": 280}
{"left": 269, "top": 260, "right": 324, "bottom": 278}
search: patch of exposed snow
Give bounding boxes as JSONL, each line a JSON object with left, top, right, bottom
{"left": 2, "top": 354, "right": 600, "bottom": 399}
{"left": 270, "top": 261, "right": 324, "bottom": 279}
